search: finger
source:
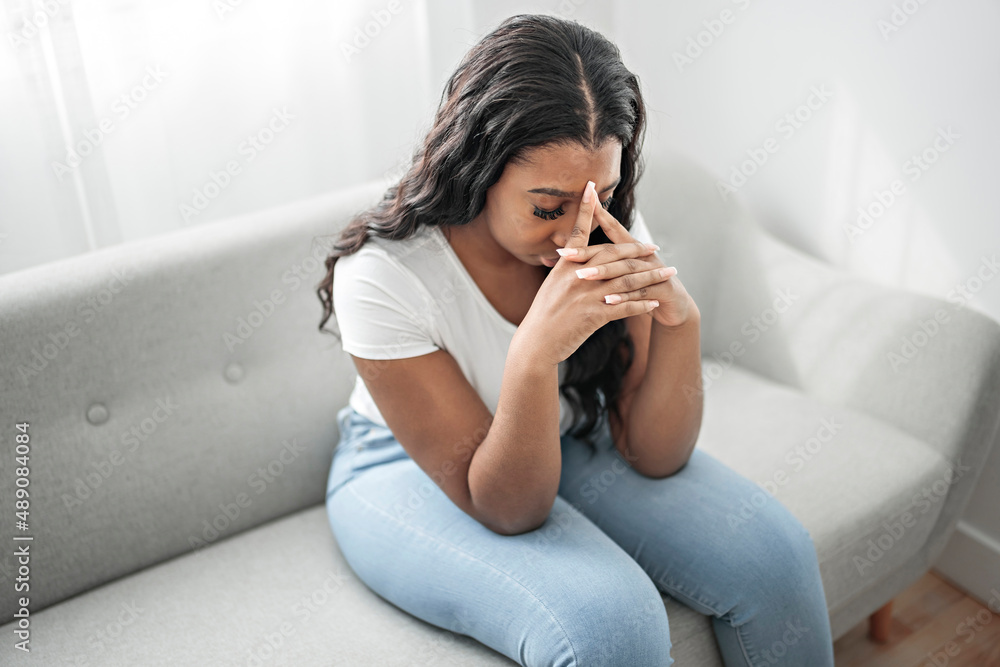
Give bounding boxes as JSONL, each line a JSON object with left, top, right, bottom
{"left": 604, "top": 299, "right": 660, "bottom": 320}
{"left": 600, "top": 265, "right": 672, "bottom": 302}
{"left": 560, "top": 241, "right": 662, "bottom": 280}
{"left": 603, "top": 269, "right": 677, "bottom": 304}
{"left": 579, "top": 260, "right": 674, "bottom": 285}
{"left": 592, "top": 196, "right": 637, "bottom": 246}
{"left": 558, "top": 238, "right": 658, "bottom": 263}
{"left": 563, "top": 180, "right": 598, "bottom": 252}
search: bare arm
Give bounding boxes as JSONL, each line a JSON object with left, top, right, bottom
{"left": 624, "top": 298, "right": 703, "bottom": 477}
{"left": 467, "top": 334, "right": 562, "bottom": 535}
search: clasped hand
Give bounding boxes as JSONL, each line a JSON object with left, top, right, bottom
{"left": 554, "top": 181, "right": 696, "bottom": 329}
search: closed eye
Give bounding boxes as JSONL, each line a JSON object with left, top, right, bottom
{"left": 533, "top": 196, "right": 613, "bottom": 220}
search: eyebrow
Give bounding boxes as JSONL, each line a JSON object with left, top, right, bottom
{"left": 528, "top": 177, "right": 621, "bottom": 199}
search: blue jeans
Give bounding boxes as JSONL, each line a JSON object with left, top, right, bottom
{"left": 325, "top": 405, "right": 835, "bottom": 666}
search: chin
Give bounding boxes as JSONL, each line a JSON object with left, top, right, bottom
{"left": 538, "top": 255, "right": 558, "bottom": 268}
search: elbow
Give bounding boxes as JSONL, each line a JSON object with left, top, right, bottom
{"left": 480, "top": 505, "right": 551, "bottom": 536}
{"left": 632, "top": 437, "right": 699, "bottom": 479}
{"left": 490, "top": 516, "right": 547, "bottom": 537}
{"left": 470, "top": 476, "right": 557, "bottom": 536}
{"left": 638, "top": 456, "right": 691, "bottom": 479}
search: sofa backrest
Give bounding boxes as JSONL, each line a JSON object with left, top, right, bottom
{"left": 0, "top": 180, "right": 384, "bottom": 622}
{"left": 0, "top": 148, "right": 748, "bottom": 623}
{"left": 634, "top": 147, "right": 751, "bottom": 357}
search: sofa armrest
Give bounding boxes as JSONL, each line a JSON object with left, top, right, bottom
{"left": 706, "top": 220, "right": 1000, "bottom": 469}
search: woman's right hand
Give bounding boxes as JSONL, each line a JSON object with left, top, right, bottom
{"left": 515, "top": 180, "right": 669, "bottom": 367}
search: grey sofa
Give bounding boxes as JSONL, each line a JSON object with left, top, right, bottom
{"left": 2, "top": 148, "right": 998, "bottom": 665}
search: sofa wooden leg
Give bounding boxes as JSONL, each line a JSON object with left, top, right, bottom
{"left": 868, "top": 599, "right": 893, "bottom": 643}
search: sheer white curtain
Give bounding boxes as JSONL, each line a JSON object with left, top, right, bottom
{"left": 0, "top": 0, "right": 477, "bottom": 276}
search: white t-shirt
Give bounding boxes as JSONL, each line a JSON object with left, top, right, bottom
{"left": 332, "top": 209, "right": 656, "bottom": 437}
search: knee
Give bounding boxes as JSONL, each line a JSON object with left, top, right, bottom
{"left": 556, "top": 572, "right": 674, "bottom": 667}
{"left": 741, "top": 499, "right": 821, "bottom": 594}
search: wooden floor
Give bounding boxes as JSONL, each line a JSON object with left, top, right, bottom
{"left": 834, "top": 570, "right": 1000, "bottom": 666}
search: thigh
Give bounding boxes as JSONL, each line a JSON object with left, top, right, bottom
{"left": 558, "top": 433, "right": 836, "bottom": 665}
{"left": 558, "top": 432, "right": 821, "bottom": 620}
{"left": 327, "top": 453, "right": 674, "bottom": 667}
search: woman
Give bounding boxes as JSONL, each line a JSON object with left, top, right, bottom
{"left": 316, "top": 13, "right": 835, "bottom": 667}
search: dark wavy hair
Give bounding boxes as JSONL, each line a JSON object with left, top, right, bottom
{"left": 316, "top": 13, "right": 647, "bottom": 456}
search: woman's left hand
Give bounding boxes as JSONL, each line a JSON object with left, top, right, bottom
{"left": 558, "top": 203, "right": 698, "bottom": 329}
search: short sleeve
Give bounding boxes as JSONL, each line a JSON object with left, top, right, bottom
{"left": 629, "top": 208, "right": 656, "bottom": 246}
{"left": 332, "top": 247, "right": 441, "bottom": 360}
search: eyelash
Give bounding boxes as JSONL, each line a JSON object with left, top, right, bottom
{"left": 533, "top": 196, "right": 613, "bottom": 220}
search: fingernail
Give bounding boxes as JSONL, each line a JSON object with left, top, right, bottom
{"left": 576, "top": 267, "right": 599, "bottom": 279}
{"left": 605, "top": 294, "right": 623, "bottom": 304}
{"left": 649, "top": 300, "right": 660, "bottom": 308}
{"left": 556, "top": 247, "right": 578, "bottom": 256}
{"left": 646, "top": 243, "right": 660, "bottom": 252}
{"left": 584, "top": 180, "right": 595, "bottom": 204}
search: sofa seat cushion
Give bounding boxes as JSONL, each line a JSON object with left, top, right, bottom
{"left": 0, "top": 360, "right": 952, "bottom": 665}
{"left": 696, "top": 359, "right": 953, "bottom": 614}
{"left": 0, "top": 502, "right": 729, "bottom": 665}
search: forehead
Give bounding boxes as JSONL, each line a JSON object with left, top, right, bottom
{"left": 508, "top": 139, "right": 622, "bottom": 189}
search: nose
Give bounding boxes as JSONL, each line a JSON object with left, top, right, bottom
{"left": 553, "top": 214, "right": 594, "bottom": 246}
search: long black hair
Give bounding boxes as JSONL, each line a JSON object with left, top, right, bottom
{"left": 317, "top": 13, "right": 647, "bottom": 456}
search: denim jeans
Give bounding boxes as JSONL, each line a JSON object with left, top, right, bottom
{"left": 326, "top": 405, "right": 835, "bottom": 666}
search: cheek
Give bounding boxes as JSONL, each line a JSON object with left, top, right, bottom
{"left": 510, "top": 218, "right": 551, "bottom": 246}
{"left": 495, "top": 210, "right": 532, "bottom": 239}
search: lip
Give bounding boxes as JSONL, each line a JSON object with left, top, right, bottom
{"left": 540, "top": 255, "right": 559, "bottom": 267}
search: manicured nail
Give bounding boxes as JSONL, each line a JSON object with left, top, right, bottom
{"left": 605, "top": 294, "right": 623, "bottom": 304}
{"left": 576, "top": 267, "right": 599, "bottom": 279}
{"left": 556, "top": 247, "right": 578, "bottom": 256}
{"left": 648, "top": 300, "right": 660, "bottom": 309}
{"left": 583, "top": 180, "right": 595, "bottom": 204}
{"left": 646, "top": 243, "right": 660, "bottom": 252}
